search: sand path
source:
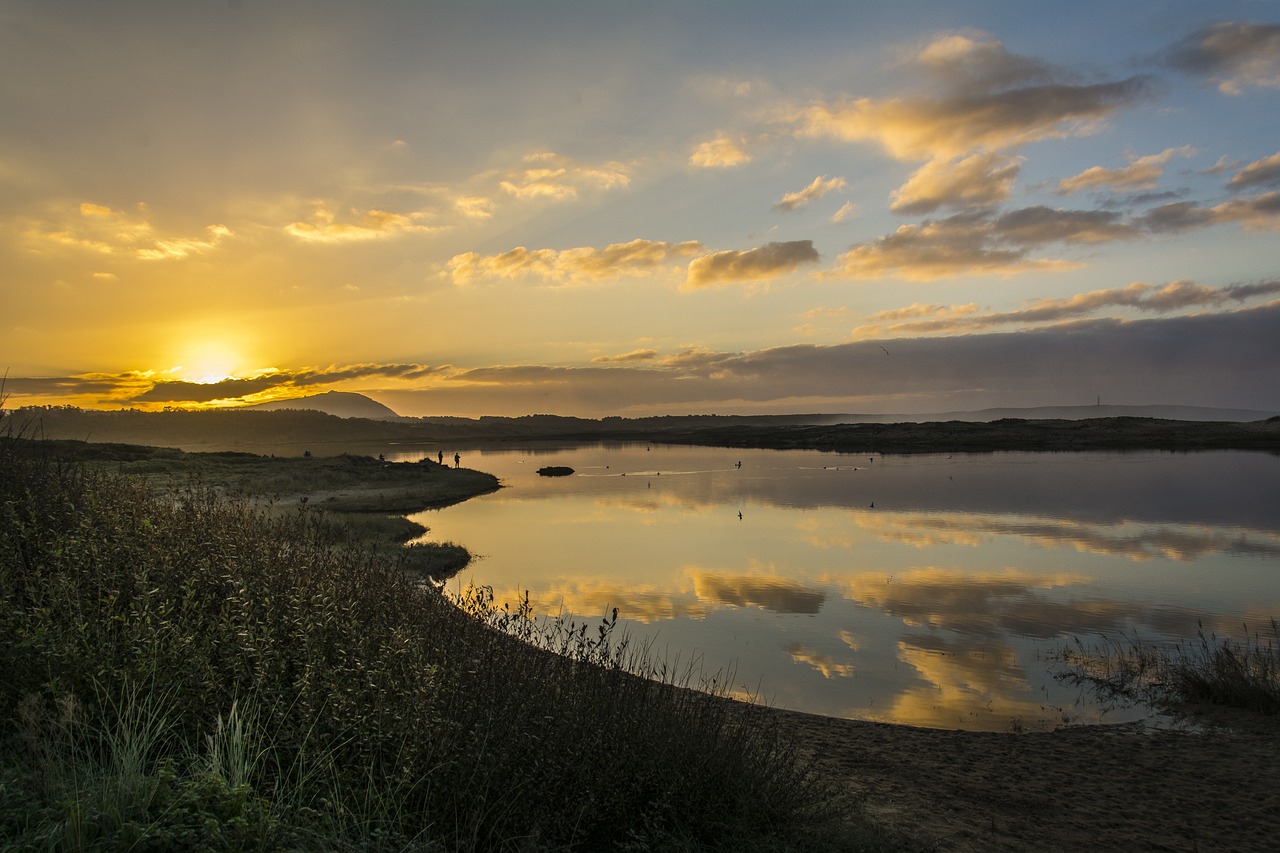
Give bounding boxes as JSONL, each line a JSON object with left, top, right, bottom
{"left": 762, "top": 706, "right": 1280, "bottom": 851}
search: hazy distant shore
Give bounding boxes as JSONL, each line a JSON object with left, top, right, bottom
{"left": 9, "top": 405, "right": 1280, "bottom": 455}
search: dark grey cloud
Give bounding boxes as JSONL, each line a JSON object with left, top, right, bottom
{"left": 1228, "top": 152, "right": 1280, "bottom": 190}
{"left": 384, "top": 302, "right": 1280, "bottom": 417}
{"left": 126, "top": 363, "right": 450, "bottom": 404}
{"left": 994, "top": 206, "right": 1134, "bottom": 245}
{"left": 685, "top": 240, "right": 820, "bottom": 288}
{"left": 1157, "top": 22, "right": 1280, "bottom": 93}
{"left": 1138, "top": 192, "right": 1280, "bottom": 233}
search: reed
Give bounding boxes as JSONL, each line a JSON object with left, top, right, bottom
{"left": 1058, "top": 621, "right": 1280, "bottom": 716}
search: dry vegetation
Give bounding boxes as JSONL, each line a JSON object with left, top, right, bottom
{"left": 0, "top": 435, "right": 889, "bottom": 851}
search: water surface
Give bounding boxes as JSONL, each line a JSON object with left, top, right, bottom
{"left": 399, "top": 445, "right": 1280, "bottom": 731}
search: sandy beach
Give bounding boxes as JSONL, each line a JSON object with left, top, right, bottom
{"left": 760, "top": 705, "right": 1280, "bottom": 851}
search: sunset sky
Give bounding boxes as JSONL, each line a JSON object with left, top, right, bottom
{"left": 3, "top": 1, "right": 1280, "bottom": 418}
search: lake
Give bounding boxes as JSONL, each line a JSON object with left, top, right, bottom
{"left": 393, "top": 444, "right": 1280, "bottom": 731}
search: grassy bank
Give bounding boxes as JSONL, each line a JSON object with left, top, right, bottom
{"left": 1057, "top": 622, "right": 1280, "bottom": 718}
{"left": 0, "top": 436, "right": 884, "bottom": 850}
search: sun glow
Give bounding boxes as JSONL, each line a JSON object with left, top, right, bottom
{"left": 168, "top": 336, "right": 254, "bottom": 384}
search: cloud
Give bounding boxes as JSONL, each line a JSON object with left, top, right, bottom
{"left": 15, "top": 305, "right": 1280, "bottom": 418}
{"left": 591, "top": 349, "right": 659, "bottom": 364}
{"left": 773, "top": 175, "right": 846, "bottom": 212}
{"left": 890, "top": 152, "right": 1022, "bottom": 213}
{"left": 1158, "top": 22, "right": 1280, "bottom": 94}
{"left": 834, "top": 567, "right": 1124, "bottom": 639}
{"left": 285, "top": 202, "right": 439, "bottom": 242}
{"left": 126, "top": 363, "right": 447, "bottom": 404}
{"left": 852, "top": 278, "right": 1280, "bottom": 337}
{"left": 689, "top": 136, "right": 751, "bottom": 168}
{"left": 856, "top": 510, "right": 1280, "bottom": 563}
{"left": 792, "top": 77, "right": 1148, "bottom": 162}
{"left": 392, "top": 302, "right": 1280, "bottom": 416}
{"left": 781, "top": 30, "right": 1152, "bottom": 241}
{"left": 831, "top": 189, "right": 1280, "bottom": 280}
{"left": 912, "top": 30, "right": 1062, "bottom": 93}
{"left": 828, "top": 210, "right": 1080, "bottom": 281}
{"left": 498, "top": 152, "right": 632, "bottom": 201}
{"left": 1228, "top": 151, "right": 1280, "bottom": 190}
{"left": 684, "top": 240, "right": 819, "bottom": 288}
{"left": 831, "top": 201, "right": 858, "bottom": 222}
{"left": 1138, "top": 191, "right": 1280, "bottom": 233}
{"left": 27, "top": 202, "right": 231, "bottom": 260}
{"left": 453, "top": 195, "right": 496, "bottom": 219}
{"left": 446, "top": 238, "right": 705, "bottom": 285}
{"left": 784, "top": 644, "right": 855, "bottom": 679}
{"left": 690, "top": 572, "right": 826, "bottom": 614}
{"left": 1056, "top": 147, "right": 1196, "bottom": 195}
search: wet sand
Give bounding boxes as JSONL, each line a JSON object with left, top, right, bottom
{"left": 759, "top": 704, "right": 1280, "bottom": 851}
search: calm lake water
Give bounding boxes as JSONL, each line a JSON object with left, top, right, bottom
{"left": 393, "top": 445, "right": 1280, "bottom": 731}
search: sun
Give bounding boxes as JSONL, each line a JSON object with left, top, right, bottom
{"left": 169, "top": 338, "right": 251, "bottom": 384}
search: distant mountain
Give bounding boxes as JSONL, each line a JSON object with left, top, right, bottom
{"left": 245, "top": 391, "right": 403, "bottom": 421}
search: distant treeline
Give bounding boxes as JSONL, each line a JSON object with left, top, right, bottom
{"left": 6, "top": 405, "right": 1280, "bottom": 455}
{"left": 3, "top": 406, "right": 841, "bottom": 453}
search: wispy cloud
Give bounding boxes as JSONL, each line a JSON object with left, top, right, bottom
{"left": 27, "top": 202, "right": 231, "bottom": 260}
{"left": 773, "top": 175, "right": 846, "bottom": 212}
{"left": 852, "top": 278, "right": 1280, "bottom": 338}
{"left": 832, "top": 190, "right": 1280, "bottom": 280}
{"left": 285, "top": 201, "right": 440, "bottom": 242}
{"left": 498, "top": 151, "right": 632, "bottom": 201}
{"left": 1056, "top": 147, "right": 1196, "bottom": 195}
{"left": 1158, "top": 21, "right": 1280, "bottom": 94}
{"left": 591, "top": 349, "right": 659, "bottom": 364}
{"left": 446, "top": 239, "right": 705, "bottom": 285}
{"left": 1228, "top": 151, "right": 1280, "bottom": 190}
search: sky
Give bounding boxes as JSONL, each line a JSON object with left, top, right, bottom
{"left": 3, "top": 0, "right": 1280, "bottom": 418}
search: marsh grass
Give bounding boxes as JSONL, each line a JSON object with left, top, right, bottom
{"left": 1058, "top": 621, "right": 1280, "bottom": 717}
{"left": 1, "top": 435, "right": 876, "bottom": 850}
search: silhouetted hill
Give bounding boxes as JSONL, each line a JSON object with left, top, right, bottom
{"left": 245, "top": 391, "right": 403, "bottom": 420}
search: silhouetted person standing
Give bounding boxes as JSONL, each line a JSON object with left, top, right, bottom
{"left": 454, "top": 453, "right": 460, "bottom": 468}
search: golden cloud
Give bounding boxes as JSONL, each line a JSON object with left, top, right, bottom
{"left": 446, "top": 238, "right": 705, "bottom": 285}
{"left": 689, "top": 136, "right": 751, "bottom": 168}
{"left": 794, "top": 77, "right": 1145, "bottom": 162}
{"left": 285, "top": 202, "right": 439, "bottom": 242}
{"left": 774, "top": 175, "right": 846, "bottom": 212}
{"left": 29, "top": 201, "right": 231, "bottom": 260}
{"left": 890, "top": 152, "right": 1021, "bottom": 213}
{"left": 784, "top": 643, "right": 855, "bottom": 679}
{"left": 1056, "top": 147, "right": 1195, "bottom": 194}
{"left": 499, "top": 152, "right": 632, "bottom": 201}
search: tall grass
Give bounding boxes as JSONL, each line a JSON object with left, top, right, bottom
{"left": 1058, "top": 622, "right": 1280, "bottom": 717}
{"left": 1, "top": 436, "right": 874, "bottom": 850}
